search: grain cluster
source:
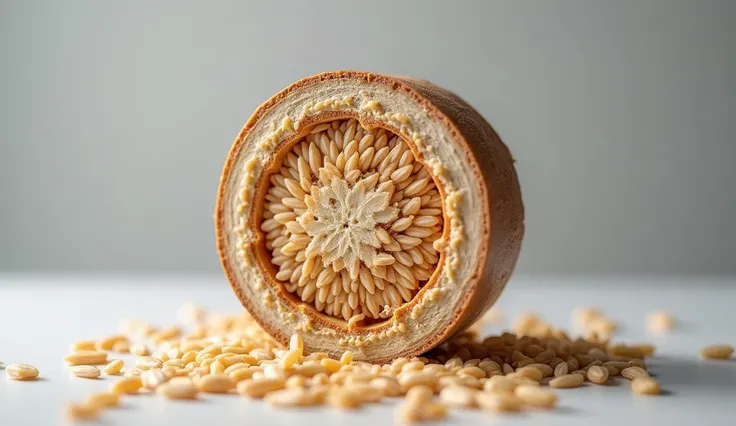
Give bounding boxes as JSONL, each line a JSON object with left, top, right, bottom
{"left": 260, "top": 119, "right": 443, "bottom": 323}
{"left": 27, "top": 303, "right": 701, "bottom": 423}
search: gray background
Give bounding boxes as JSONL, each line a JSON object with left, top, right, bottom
{"left": 1, "top": 0, "right": 734, "bottom": 276}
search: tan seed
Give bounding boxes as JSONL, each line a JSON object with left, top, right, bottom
{"left": 621, "top": 366, "right": 649, "bottom": 380}
{"left": 456, "top": 366, "right": 486, "bottom": 379}
{"left": 370, "top": 377, "right": 403, "bottom": 397}
{"left": 103, "top": 359, "right": 124, "bottom": 375}
{"left": 70, "top": 340, "right": 97, "bottom": 352}
{"left": 549, "top": 373, "right": 585, "bottom": 389}
{"left": 321, "top": 358, "right": 343, "bottom": 373}
{"left": 286, "top": 375, "right": 308, "bottom": 388}
{"left": 514, "top": 366, "right": 543, "bottom": 382}
{"left": 64, "top": 351, "right": 107, "bottom": 366}
{"left": 111, "top": 376, "right": 142, "bottom": 394}
{"left": 112, "top": 341, "right": 130, "bottom": 353}
{"left": 6, "top": 363, "right": 39, "bottom": 380}
{"left": 515, "top": 385, "right": 558, "bottom": 408}
{"left": 632, "top": 343, "right": 656, "bottom": 357}
{"left": 525, "top": 363, "right": 554, "bottom": 377}
{"left": 399, "top": 371, "right": 439, "bottom": 392}
{"left": 483, "top": 376, "right": 518, "bottom": 393}
{"left": 397, "top": 401, "right": 448, "bottom": 423}
{"left": 327, "top": 388, "right": 363, "bottom": 409}
{"left": 265, "top": 388, "right": 315, "bottom": 407}
{"left": 198, "top": 373, "right": 235, "bottom": 393}
{"left": 136, "top": 356, "right": 163, "bottom": 370}
{"left": 281, "top": 348, "right": 301, "bottom": 370}
{"left": 129, "top": 343, "right": 150, "bottom": 356}
{"left": 700, "top": 344, "right": 734, "bottom": 360}
{"left": 141, "top": 369, "right": 170, "bottom": 390}
{"left": 158, "top": 377, "right": 199, "bottom": 399}
{"left": 343, "top": 383, "right": 384, "bottom": 403}
{"left": 629, "top": 359, "right": 647, "bottom": 369}
{"left": 340, "top": 351, "right": 353, "bottom": 365}
{"left": 237, "top": 377, "right": 286, "bottom": 398}
{"left": 181, "top": 351, "right": 198, "bottom": 365}
{"left": 71, "top": 365, "right": 101, "bottom": 379}
{"left": 65, "top": 402, "right": 98, "bottom": 420}
{"left": 476, "top": 392, "right": 522, "bottom": 412}
{"left": 96, "top": 334, "right": 128, "bottom": 351}
{"left": 553, "top": 362, "right": 568, "bottom": 377}
{"left": 439, "top": 385, "right": 477, "bottom": 407}
{"left": 587, "top": 366, "right": 609, "bottom": 384}
{"left": 230, "top": 366, "right": 262, "bottom": 382}
{"left": 605, "top": 365, "right": 620, "bottom": 376}
{"left": 603, "top": 361, "right": 630, "bottom": 370}
{"left": 210, "top": 360, "right": 227, "bottom": 374}
{"left": 164, "top": 359, "right": 183, "bottom": 368}
{"left": 85, "top": 392, "right": 120, "bottom": 409}
{"left": 631, "top": 377, "right": 661, "bottom": 395}
{"left": 405, "top": 385, "right": 434, "bottom": 403}
{"left": 647, "top": 310, "right": 675, "bottom": 333}
{"left": 224, "top": 363, "right": 248, "bottom": 375}
{"left": 123, "top": 368, "right": 143, "bottom": 377}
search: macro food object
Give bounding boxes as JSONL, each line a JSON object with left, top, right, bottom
{"left": 216, "top": 71, "right": 524, "bottom": 362}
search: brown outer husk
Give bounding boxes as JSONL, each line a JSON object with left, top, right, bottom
{"left": 215, "top": 71, "right": 524, "bottom": 362}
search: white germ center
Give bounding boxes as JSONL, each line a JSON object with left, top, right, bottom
{"left": 301, "top": 176, "right": 398, "bottom": 280}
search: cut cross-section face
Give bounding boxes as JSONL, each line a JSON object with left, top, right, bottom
{"left": 260, "top": 119, "right": 444, "bottom": 323}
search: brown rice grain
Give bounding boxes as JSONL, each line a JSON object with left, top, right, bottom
{"left": 96, "top": 335, "right": 128, "bottom": 351}
{"left": 64, "top": 351, "right": 108, "bottom": 366}
{"left": 631, "top": 377, "right": 661, "bottom": 395}
{"left": 553, "top": 362, "right": 568, "bottom": 377}
{"left": 136, "top": 356, "right": 163, "bottom": 370}
{"left": 70, "top": 340, "right": 97, "bottom": 352}
{"left": 198, "top": 373, "right": 235, "bottom": 393}
{"left": 71, "top": 365, "right": 101, "bottom": 379}
{"left": 370, "top": 377, "right": 403, "bottom": 397}
{"left": 111, "top": 376, "right": 142, "bottom": 394}
{"left": 621, "top": 366, "right": 649, "bottom": 380}
{"left": 237, "top": 377, "right": 286, "bottom": 398}
{"left": 112, "top": 341, "right": 130, "bottom": 353}
{"left": 265, "top": 388, "right": 316, "bottom": 407}
{"left": 439, "top": 385, "right": 477, "bottom": 407}
{"left": 85, "top": 392, "right": 120, "bottom": 409}
{"left": 129, "top": 343, "right": 149, "bottom": 356}
{"left": 587, "top": 366, "right": 609, "bottom": 384}
{"left": 6, "top": 363, "right": 39, "bottom": 380}
{"left": 549, "top": 374, "right": 584, "bottom": 389}
{"left": 65, "top": 402, "right": 98, "bottom": 421}
{"left": 158, "top": 377, "right": 199, "bottom": 399}
{"left": 515, "top": 385, "right": 558, "bottom": 408}
{"left": 700, "top": 344, "right": 734, "bottom": 360}
{"left": 647, "top": 311, "right": 675, "bottom": 333}
{"left": 476, "top": 392, "right": 522, "bottom": 412}
{"left": 141, "top": 369, "right": 169, "bottom": 390}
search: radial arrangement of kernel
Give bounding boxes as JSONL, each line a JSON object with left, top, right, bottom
{"left": 260, "top": 119, "right": 444, "bottom": 322}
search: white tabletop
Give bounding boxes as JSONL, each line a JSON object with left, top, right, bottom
{"left": 1, "top": 274, "right": 735, "bottom": 425}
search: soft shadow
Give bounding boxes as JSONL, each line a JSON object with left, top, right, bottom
{"left": 650, "top": 356, "right": 736, "bottom": 389}
{"left": 553, "top": 406, "right": 578, "bottom": 415}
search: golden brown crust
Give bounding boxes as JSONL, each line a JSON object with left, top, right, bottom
{"left": 395, "top": 77, "right": 524, "bottom": 336}
{"left": 215, "top": 71, "right": 523, "bottom": 362}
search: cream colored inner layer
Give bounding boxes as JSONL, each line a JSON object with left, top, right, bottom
{"left": 260, "top": 119, "right": 444, "bottom": 323}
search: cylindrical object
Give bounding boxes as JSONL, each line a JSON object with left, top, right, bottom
{"left": 216, "top": 71, "right": 523, "bottom": 363}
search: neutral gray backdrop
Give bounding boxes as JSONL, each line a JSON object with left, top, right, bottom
{"left": 1, "top": 0, "right": 734, "bottom": 276}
